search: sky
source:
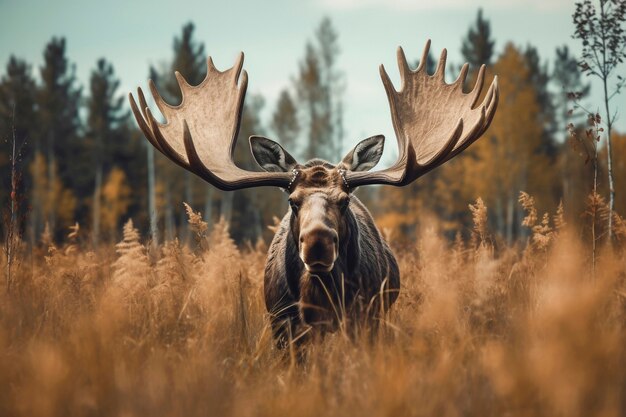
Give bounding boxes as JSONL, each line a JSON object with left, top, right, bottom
{"left": 0, "top": 0, "right": 623, "bottom": 163}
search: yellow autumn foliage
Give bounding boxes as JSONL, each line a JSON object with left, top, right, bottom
{"left": 99, "top": 167, "right": 131, "bottom": 238}
{"left": 29, "top": 152, "right": 77, "bottom": 233}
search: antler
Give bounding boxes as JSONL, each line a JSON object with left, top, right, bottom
{"left": 128, "top": 53, "right": 293, "bottom": 191}
{"left": 346, "top": 40, "right": 499, "bottom": 188}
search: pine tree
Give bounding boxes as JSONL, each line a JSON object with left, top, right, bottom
{"left": 295, "top": 17, "right": 344, "bottom": 161}
{"left": 553, "top": 45, "right": 590, "bottom": 133}
{"left": 0, "top": 57, "right": 36, "bottom": 239}
{"left": 524, "top": 46, "right": 557, "bottom": 158}
{"left": 315, "top": 17, "right": 344, "bottom": 157}
{"left": 37, "top": 37, "right": 82, "bottom": 237}
{"left": 553, "top": 45, "right": 592, "bottom": 215}
{"left": 166, "top": 22, "right": 206, "bottom": 103}
{"left": 86, "top": 58, "right": 127, "bottom": 246}
{"left": 271, "top": 89, "right": 300, "bottom": 154}
{"left": 461, "top": 9, "right": 495, "bottom": 68}
{"left": 0, "top": 57, "right": 36, "bottom": 148}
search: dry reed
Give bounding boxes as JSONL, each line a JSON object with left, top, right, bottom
{"left": 0, "top": 196, "right": 624, "bottom": 417}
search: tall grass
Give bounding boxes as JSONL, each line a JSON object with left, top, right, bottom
{"left": 0, "top": 196, "right": 624, "bottom": 417}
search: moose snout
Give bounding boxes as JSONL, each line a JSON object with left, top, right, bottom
{"left": 299, "top": 226, "right": 338, "bottom": 272}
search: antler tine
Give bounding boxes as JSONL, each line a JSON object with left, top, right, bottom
{"left": 345, "top": 42, "right": 499, "bottom": 189}
{"left": 454, "top": 63, "right": 470, "bottom": 89}
{"left": 475, "top": 76, "right": 499, "bottom": 138}
{"left": 128, "top": 91, "right": 164, "bottom": 154}
{"left": 379, "top": 63, "right": 396, "bottom": 96}
{"left": 145, "top": 106, "right": 189, "bottom": 168}
{"left": 434, "top": 48, "right": 447, "bottom": 80}
{"left": 232, "top": 52, "right": 245, "bottom": 84}
{"left": 416, "top": 39, "right": 431, "bottom": 72}
{"left": 174, "top": 71, "right": 192, "bottom": 95}
{"left": 448, "top": 106, "right": 486, "bottom": 159}
{"left": 182, "top": 119, "right": 210, "bottom": 181}
{"left": 419, "top": 118, "right": 463, "bottom": 171}
{"left": 468, "top": 64, "right": 486, "bottom": 108}
{"left": 238, "top": 69, "right": 249, "bottom": 97}
{"left": 148, "top": 79, "right": 173, "bottom": 115}
{"left": 396, "top": 46, "right": 411, "bottom": 84}
{"left": 487, "top": 77, "right": 499, "bottom": 116}
{"left": 136, "top": 86, "right": 150, "bottom": 120}
{"left": 130, "top": 51, "right": 293, "bottom": 192}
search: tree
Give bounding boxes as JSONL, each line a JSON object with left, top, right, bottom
{"left": 271, "top": 89, "right": 300, "bottom": 154}
{"left": 461, "top": 9, "right": 495, "bottom": 68}
{"left": 553, "top": 45, "right": 591, "bottom": 132}
{"left": 572, "top": 0, "right": 626, "bottom": 239}
{"left": 524, "top": 45, "right": 558, "bottom": 158}
{"left": 478, "top": 44, "right": 548, "bottom": 242}
{"left": 146, "top": 66, "right": 161, "bottom": 251}
{"left": 0, "top": 57, "right": 37, "bottom": 240}
{"left": 295, "top": 17, "right": 344, "bottom": 161}
{"left": 553, "top": 45, "right": 591, "bottom": 214}
{"left": 86, "top": 58, "right": 127, "bottom": 246}
{"left": 315, "top": 17, "right": 344, "bottom": 157}
{"left": 37, "top": 37, "right": 82, "bottom": 237}
{"left": 100, "top": 167, "right": 131, "bottom": 240}
{"left": 165, "top": 22, "right": 206, "bottom": 104}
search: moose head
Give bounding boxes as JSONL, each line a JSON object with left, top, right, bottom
{"left": 130, "top": 40, "right": 498, "bottom": 344}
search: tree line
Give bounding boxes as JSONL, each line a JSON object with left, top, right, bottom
{"left": 1, "top": 5, "right": 624, "bottom": 248}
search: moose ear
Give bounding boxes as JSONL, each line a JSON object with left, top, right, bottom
{"left": 341, "top": 135, "right": 385, "bottom": 172}
{"left": 250, "top": 136, "right": 298, "bottom": 173}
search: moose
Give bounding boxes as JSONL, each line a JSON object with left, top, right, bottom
{"left": 129, "top": 40, "right": 499, "bottom": 345}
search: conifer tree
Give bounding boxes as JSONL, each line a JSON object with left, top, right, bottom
{"left": 0, "top": 57, "right": 36, "bottom": 239}
{"left": 461, "top": 9, "right": 495, "bottom": 68}
{"left": 295, "top": 17, "right": 344, "bottom": 161}
{"left": 525, "top": 46, "right": 557, "bottom": 158}
{"left": 271, "top": 89, "right": 300, "bottom": 155}
{"left": 553, "top": 45, "right": 591, "bottom": 214}
{"left": 86, "top": 58, "right": 128, "bottom": 245}
{"left": 37, "top": 37, "right": 82, "bottom": 236}
{"left": 552, "top": 45, "right": 590, "bottom": 132}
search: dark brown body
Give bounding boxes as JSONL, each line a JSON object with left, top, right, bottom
{"left": 263, "top": 166, "right": 400, "bottom": 344}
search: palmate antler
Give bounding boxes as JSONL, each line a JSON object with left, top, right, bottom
{"left": 345, "top": 40, "right": 499, "bottom": 188}
{"left": 130, "top": 41, "right": 498, "bottom": 192}
{"left": 128, "top": 53, "right": 293, "bottom": 191}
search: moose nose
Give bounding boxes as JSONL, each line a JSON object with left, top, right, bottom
{"left": 299, "top": 226, "right": 338, "bottom": 272}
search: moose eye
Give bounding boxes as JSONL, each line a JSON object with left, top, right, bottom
{"left": 288, "top": 198, "right": 300, "bottom": 213}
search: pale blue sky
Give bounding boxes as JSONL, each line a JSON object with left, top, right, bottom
{"left": 0, "top": 0, "right": 623, "bottom": 162}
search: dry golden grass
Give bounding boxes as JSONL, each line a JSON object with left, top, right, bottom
{"left": 0, "top": 199, "right": 625, "bottom": 417}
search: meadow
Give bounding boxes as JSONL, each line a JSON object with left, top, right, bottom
{"left": 0, "top": 194, "right": 624, "bottom": 417}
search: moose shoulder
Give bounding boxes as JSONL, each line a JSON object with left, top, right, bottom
{"left": 129, "top": 40, "right": 499, "bottom": 347}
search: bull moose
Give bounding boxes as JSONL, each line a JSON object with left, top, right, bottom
{"left": 129, "top": 40, "right": 499, "bottom": 346}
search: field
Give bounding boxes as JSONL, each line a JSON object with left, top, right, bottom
{"left": 1, "top": 199, "right": 625, "bottom": 417}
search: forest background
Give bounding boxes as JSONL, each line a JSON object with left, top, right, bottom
{"left": 1, "top": 1, "right": 625, "bottom": 250}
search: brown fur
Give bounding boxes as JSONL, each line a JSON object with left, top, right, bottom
{"left": 263, "top": 160, "right": 400, "bottom": 346}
